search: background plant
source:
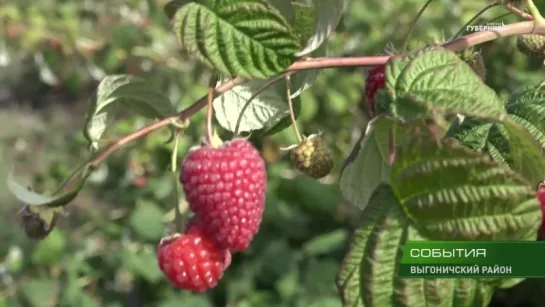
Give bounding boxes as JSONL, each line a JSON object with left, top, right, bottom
{"left": 2, "top": 0, "right": 545, "bottom": 306}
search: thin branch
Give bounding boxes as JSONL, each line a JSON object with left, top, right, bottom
{"left": 402, "top": 0, "right": 434, "bottom": 52}
{"left": 67, "top": 20, "right": 543, "bottom": 181}
{"left": 452, "top": 3, "right": 500, "bottom": 39}
{"left": 88, "top": 77, "right": 245, "bottom": 168}
{"left": 505, "top": 4, "right": 534, "bottom": 20}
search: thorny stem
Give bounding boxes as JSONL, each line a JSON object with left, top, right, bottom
{"left": 452, "top": 3, "right": 500, "bottom": 39}
{"left": 402, "top": 0, "right": 434, "bottom": 53}
{"left": 206, "top": 74, "right": 219, "bottom": 145}
{"left": 285, "top": 75, "right": 302, "bottom": 143}
{"left": 59, "top": 21, "right": 545, "bottom": 190}
{"left": 234, "top": 71, "right": 294, "bottom": 136}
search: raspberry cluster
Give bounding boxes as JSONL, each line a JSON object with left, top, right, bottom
{"left": 157, "top": 138, "right": 267, "bottom": 292}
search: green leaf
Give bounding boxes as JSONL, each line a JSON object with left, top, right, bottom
{"left": 295, "top": 0, "right": 347, "bottom": 56}
{"left": 340, "top": 117, "right": 431, "bottom": 210}
{"left": 447, "top": 115, "right": 545, "bottom": 186}
{"left": 336, "top": 184, "right": 495, "bottom": 307}
{"left": 507, "top": 85, "right": 545, "bottom": 148}
{"left": 302, "top": 229, "right": 347, "bottom": 256}
{"left": 31, "top": 230, "right": 67, "bottom": 265}
{"left": 446, "top": 117, "right": 509, "bottom": 165}
{"left": 171, "top": 0, "right": 301, "bottom": 79}
{"left": 339, "top": 117, "right": 392, "bottom": 210}
{"left": 261, "top": 95, "right": 301, "bottom": 135}
{"left": 213, "top": 78, "right": 289, "bottom": 133}
{"left": 7, "top": 170, "right": 87, "bottom": 207}
{"left": 129, "top": 201, "right": 166, "bottom": 241}
{"left": 7, "top": 171, "right": 51, "bottom": 205}
{"left": 500, "top": 118, "right": 545, "bottom": 186}
{"left": 122, "top": 247, "right": 164, "bottom": 283}
{"left": 258, "top": 240, "right": 298, "bottom": 285}
{"left": 21, "top": 279, "right": 58, "bottom": 307}
{"left": 83, "top": 75, "right": 176, "bottom": 149}
{"left": 390, "top": 125, "right": 540, "bottom": 241}
{"left": 291, "top": 1, "right": 316, "bottom": 44}
{"left": 304, "top": 259, "right": 339, "bottom": 294}
{"left": 385, "top": 47, "right": 505, "bottom": 121}
{"left": 270, "top": 0, "right": 295, "bottom": 24}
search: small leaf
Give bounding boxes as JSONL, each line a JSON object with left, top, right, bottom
{"left": 7, "top": 171, "right": 52, "bottom": 205}
{"left": 302, "top": 229, "right": 347, "bottom": 256}
{"left": 501, "top": 118, "right": 545, "bottom": 186}
{"left": 122, "top": 247, "right": 164, "bottom": 283}
{"left": 21, "top": 279, "right": 58, "bottom": 307}
{"left": 385, "top": 47, "right": 505, "bottom": 121}
{"left": 83, "top": 75, "right": 176, "bottom": 149}
{"left": 390, "top": 125, "right": 540, "bottom": 241}
{"left": 7, "top": 171, "right": 85, "bottom": 207}
{"left": 171, "top": 0, "right": 301, "bottom": 79}
{"left": 507, "top": 85, "right": 545, "bottom": 148}
{"left": 296, "top": 0, "right": 347, "bottom": 56}
{"left": 31, "top": 230, "right": 67, "bottom": 265}
{"left": 129, "top": 201, "right": 166, "bottom": 241}
{"left": 336, "top": 184, "right": 496, "bottom": 307}
{"left": 213, "top": 78, "right": 288, "bottom": 133}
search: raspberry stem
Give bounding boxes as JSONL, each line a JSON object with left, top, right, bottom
{"left": 285, "top": 75, "right": 303, "bottom": 143}
{"left": 506, "top": 4, "right": 534, "bottom": 20}
{"left": 170, "top": 130, "right": 186, "bottom": 233}
{"left": 401, "top": 0, "right": 434, "bottom": 53}
{"left": 56, "top": 21, "right": 544, "bottom": 192}
{"left": 206, "top": 74, "right": 219, "bottom": 146}
{"left": 451, "top": 3, "right": 500, "bottom": 40}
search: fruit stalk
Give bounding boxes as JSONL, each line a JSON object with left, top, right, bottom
{"left": 285, "top": 75, "right": 303, "bottom": 142}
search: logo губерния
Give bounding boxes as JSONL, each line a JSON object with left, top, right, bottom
{"left": 467, "top": 22, "right": 505, "bottom": 32}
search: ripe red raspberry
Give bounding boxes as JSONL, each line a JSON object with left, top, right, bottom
{"left": 537, "top": 185, "right": 545, "bottom": 237}
{"left": 180, "top": 139, "right": 267, "bottom": 251}
{"left": 186, "top": 216, "right": 232, "bottom": 267}
{"left": 157, "top": 224, "right": 231, "bottom": 292}
{"left": 364, "top": 65, "right": 386, "bottom": 117}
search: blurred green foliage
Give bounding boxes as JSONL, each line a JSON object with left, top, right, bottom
{"left": 1, "top": 0, "right": 545, "bottom": 306}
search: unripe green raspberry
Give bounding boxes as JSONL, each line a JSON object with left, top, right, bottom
{"left": 289, "top": 134, "right": 333, "bottom": 179}
{"left": 516, "top": 34, "right": 545, "bottom": 59}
